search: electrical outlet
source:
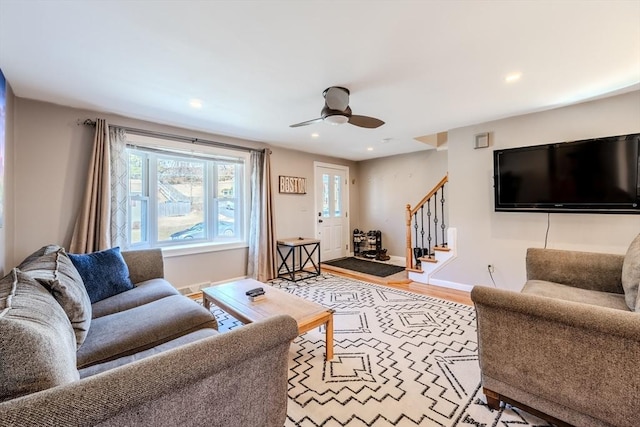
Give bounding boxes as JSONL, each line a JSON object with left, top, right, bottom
{"left": 487, "top": 264, "right": 495, "bottom": 273}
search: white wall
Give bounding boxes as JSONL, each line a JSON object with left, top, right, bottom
{"left": 270, "top": 146, "right": 359, "bottom": 243}
{"left": 441, "top": 91, "right": 640, "bottom": 290}
{"left": 357, "top": 149, "right": 448, "bottom": 257}
{"left": 10, "top": 98, "right": 358, "bottom": 287}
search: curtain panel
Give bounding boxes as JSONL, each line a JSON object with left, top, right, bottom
{"left": 248, "top": 149, "right": 276, "bottom": 281}
{"left": 70, "top": 121, "right": 128, "bottom": 253}
{"left": 69, "top": 119, "right": 112, "bottom": 253}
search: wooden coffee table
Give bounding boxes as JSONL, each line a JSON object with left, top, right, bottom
{"left": 202, "top": 278, "right": 334, "bottom": 360}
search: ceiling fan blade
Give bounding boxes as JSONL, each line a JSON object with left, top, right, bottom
{"left": 324, "top": 87, "right": 349, "bottom": 111}
{"left": 348, "top": 115, "right": 385, "bottom": 129}
{"left": 289, "top": 117, "right": 323, "bottom": 128}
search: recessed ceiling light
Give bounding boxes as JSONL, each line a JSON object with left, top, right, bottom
{"left": 367, "top": 147, "right": 374, "bottom": 151}
{"left": 505, "top": 73, "right": 522, "bottom": 83}
{"left": 189, "top": 99, "right": 203, "bottom": 109}
{"left": 311, "top": 133, "right": 319, "bottom": 138}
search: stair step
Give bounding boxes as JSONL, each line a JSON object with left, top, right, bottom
{"left": 434, "top": 246, "right": 450, "bottom": 252}
{"left": 418, "top": 256, "right": 438, "bottom": 264}
{"left": 406, "top": 267, "right": 423, "bottom": 273}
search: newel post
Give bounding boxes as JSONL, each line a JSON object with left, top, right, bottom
{"left": 405, "top": 204, "right": 413, "bottom": 270}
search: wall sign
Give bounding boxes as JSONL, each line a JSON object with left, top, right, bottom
{"left": 279, "top": 176, "right": 306, "bottom": 194}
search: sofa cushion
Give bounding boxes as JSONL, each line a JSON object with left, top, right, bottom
{"left": 69, "top": 247, "right": 134, "bottom": 304}
{"left": 0, "top": 269, "right": 79, "bottom": 402}
{"left": 523, "top": 280, "right": 630, "bottom": 311}
{"left": 20, "top": 248, "right": 92, "bottom": 348}
{"left": 91, "top": 278, "right": 180, "bottom": 319}
{"left": 621, "top": 233, "right": 640, "bottom": 312}
{"left": 78, "top": 328, "right": 218, "bottom": 378}
{"left": 77, "top": 294, "right": 218, "bottom": 368}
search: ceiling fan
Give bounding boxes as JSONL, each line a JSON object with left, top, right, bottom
{"left": 289, "top": 86, "right": 385, "bottom": 129}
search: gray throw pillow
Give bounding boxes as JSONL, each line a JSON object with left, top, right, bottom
{"left": 18, "top": 244, "right": 62, "bottom": 268}
{"left": 621, "top": 233, "right": 640, "bottom": 312}
{"left": 20, "top": 248, "right": 92, "bottom": 348}
{"left": 0, "top": 269, "right": 79, "bottom": 402}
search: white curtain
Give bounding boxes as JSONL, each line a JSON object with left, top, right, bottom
{"left": 247, "top": 149, "right": 276, "bottom": 281}
{"left": 109, "top": 127, "right": 129, "bottom": 248}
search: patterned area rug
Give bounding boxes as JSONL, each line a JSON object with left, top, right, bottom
{"left": 209, "top": 274, "right": 551, "bottom": 427}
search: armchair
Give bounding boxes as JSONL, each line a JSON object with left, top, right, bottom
{"left": 471, "top": 244, "right": 640, "bottom": 427}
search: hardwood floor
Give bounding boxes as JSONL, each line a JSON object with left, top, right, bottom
{"left": 321, "top": 263, "right": 473, "bottom": 306}
{"left": 189, "top": 265, "right": 474, "bottom": 307}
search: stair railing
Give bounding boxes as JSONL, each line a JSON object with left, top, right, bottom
{"left": 405, "top": 174, "right": 448, "bottom": 271}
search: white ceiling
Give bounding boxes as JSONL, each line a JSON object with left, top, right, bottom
{"left": 1, "top": 1, "right": 639, "bottom": 161}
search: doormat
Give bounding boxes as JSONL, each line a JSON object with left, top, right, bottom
{"left": 323, "top": 257, "right": 405, "bottom": 277}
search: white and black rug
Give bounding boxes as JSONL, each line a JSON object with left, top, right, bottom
{"left": 210, "top": 274, "right": 552, "bottom": 427}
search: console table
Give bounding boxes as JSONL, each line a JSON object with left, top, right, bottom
{"left": 277, "top": 238, "right": 321, "bottom": 281}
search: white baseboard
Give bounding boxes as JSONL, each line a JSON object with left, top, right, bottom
{"left": 178, "top": 275, "right": 248, "bottom": 295}
{"left": 427, "top": 278, "right": 474, "bottom": 292}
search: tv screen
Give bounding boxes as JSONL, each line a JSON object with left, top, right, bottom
{"left": 494, "top": 133, "right": 640, "bottom": 213}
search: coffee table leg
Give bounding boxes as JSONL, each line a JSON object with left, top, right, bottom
{"left": 325, "top": 312, "right": 334, "bottom": 361}
{"left": 203, "top": 295, "right": 211, "bottom": 311}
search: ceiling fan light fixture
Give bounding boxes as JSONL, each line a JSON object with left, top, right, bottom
{"left": 324, "top": 114, "right": 349, "bottom": 125}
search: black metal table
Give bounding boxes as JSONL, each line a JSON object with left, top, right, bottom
{"left": 276, "top": 238, "right": 321, "bottom": 281}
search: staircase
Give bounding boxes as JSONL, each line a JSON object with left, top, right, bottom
{"left": 405, "top": 174, "right": 457, "bottom": 286}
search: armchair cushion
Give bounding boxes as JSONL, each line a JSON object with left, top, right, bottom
{"left": 523, "top": 280, "right": 629, "bottom": 311}
{"left": 621, "top": 233, "right": 640, "bottom": 311}
{"left": 69, "top": 247, "right": 134, "bottom": 304}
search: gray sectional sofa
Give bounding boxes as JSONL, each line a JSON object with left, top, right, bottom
{"left": 0, "top": 246, "right": 298, "bottom": 426}
{"left": 472, "top": 235, "right": 640, "bottom": 427}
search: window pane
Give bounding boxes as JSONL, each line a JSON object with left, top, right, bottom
{"left": 128, "top": 152, "right": 146, "bottom": 244}
{"left": 157, "top": 157, "right": 205, "bottom": 242}
{"left": 217, "top": 164, "right": 236, "bottom": 237}
{"left": 322, "top": 174, "right": 330, "bottom": 217}
{"left": 130, "top": 198, "right": 147, "bottom": 244}
{"left": 334, "top": 175, "right": 341, "bottom": 217}
{"left": 129, "top": 153, "right": 143, "bottom": 196}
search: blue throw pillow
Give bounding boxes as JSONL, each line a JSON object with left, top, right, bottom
{"left": 68, "top": 247, "right": 134, "bottom": 304}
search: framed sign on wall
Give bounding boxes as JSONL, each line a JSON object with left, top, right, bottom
{"left": 279, "top": 176, "right": 307, "bottom": 194}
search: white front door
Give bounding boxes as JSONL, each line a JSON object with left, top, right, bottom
{"left": 315, "top": 163, "right": 348, "bottom": 261}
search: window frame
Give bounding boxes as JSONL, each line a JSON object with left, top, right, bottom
{"left": 124, "top": 135, "right": 250, "bottom": 254}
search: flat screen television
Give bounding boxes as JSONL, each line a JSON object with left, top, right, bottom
{"left": 493, "top": 133, "right": 640, "bottom": 214}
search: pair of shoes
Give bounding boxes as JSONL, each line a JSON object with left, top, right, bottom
{"left": 376, "top": 249, "right": 390, "bottom": 261}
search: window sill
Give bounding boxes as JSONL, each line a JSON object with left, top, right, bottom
{"left": 161, "top": 241, "right": 249, "bottom": 258}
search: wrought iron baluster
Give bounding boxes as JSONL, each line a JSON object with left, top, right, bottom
{"left": 420, "top": 205, "right": 425, "bottom": 252}
{"left": 426, "top": 198, "right": 432, "bottom": 258}
{"left": 440, "top": 183, "right": 447, "bottom": 247}
{"left": 433, "top": 190, "right": 439, "bottom": 250}
{"left": 413, "top": 212, "right": 421, "bottom": 265}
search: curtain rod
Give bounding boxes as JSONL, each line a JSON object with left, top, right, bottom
{"left": 79, "top": 119, "right": 266, "bottom": 154}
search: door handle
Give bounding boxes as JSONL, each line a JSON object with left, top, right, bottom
{"left": 318, "top": 219, "right": 323, "bottom": 223}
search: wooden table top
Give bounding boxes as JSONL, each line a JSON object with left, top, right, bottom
{"left": 202, "top": 278, "right": 330, "bottom": 326}
{"left": 277, "top": 237, "right": 320, "bottom": 246}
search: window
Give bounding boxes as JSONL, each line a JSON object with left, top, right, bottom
{"left": 126, "top": 141, "right": 247, "bottom": 249}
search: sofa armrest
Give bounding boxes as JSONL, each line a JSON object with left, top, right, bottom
{"left": 526, "top": 248, "right": 624, "bottom": 294}
{"left": 121, "top": 248, "right": 164, "bottom": 284}
{"left": 471, "top": 286, "right": 639, "bottom": 427}
{"left": 0, "top": 314, "right": 298, "bottom": 427}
